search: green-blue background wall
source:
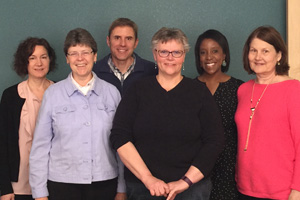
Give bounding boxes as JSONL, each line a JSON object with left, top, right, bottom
{"left": 0, "top": 0, "right": 286, "bottom": 96}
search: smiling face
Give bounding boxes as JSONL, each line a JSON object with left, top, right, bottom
{"left": 27, "top": 45, "right": 50, "bottom": 79}
{"left": 199, "top": 38, "right": 225, "bottom": 76}
{"left": 66, "top": 44, "right": 97, "bottom": 81}
{"left": 153, "top": 39, "right": 185, "bottom": 77}
{"left": 107, "top": 26, "right": 139, "bottom": 64}
{"left": 248, "top": 38, "right": 282, "bottom": 76}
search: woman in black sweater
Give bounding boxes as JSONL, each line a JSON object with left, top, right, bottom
{"left": 110, "top": 27, "right": 224, "bottom": 200}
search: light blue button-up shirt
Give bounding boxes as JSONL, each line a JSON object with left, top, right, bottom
{"left": 29, "top": 73, "right": 124, "bottom": 198}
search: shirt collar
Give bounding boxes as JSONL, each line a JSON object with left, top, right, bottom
{"left": 108, "top": 54, "right": 136, "bottom": 74}
{"left": 68, "top": 72, "right": 96, "bottom": 96}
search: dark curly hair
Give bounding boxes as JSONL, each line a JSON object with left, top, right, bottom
{"left": 243, "top": 26, "right": 289, "bottom": 75}
{"left": 13, "top": 37, "right": 56, "bottom": 77}
{"left": 195, "top": 29, "right": 230, "bottom": 75}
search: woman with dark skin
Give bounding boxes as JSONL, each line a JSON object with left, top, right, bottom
{"left": 195, "top": 29, "right": 243, "bottom": 200}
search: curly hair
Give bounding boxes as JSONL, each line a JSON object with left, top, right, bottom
{"left": 13, "top": 37, "right": 56, "bottom": 77}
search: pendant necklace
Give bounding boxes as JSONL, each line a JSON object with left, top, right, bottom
{"left": 244, "top": 77, "right": 275, "bottom": 151}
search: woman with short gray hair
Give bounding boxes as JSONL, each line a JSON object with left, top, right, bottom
{"left": 110, "top": 27, "right": 224, "bottom": 200}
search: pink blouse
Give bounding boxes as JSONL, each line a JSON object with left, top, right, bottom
{"left": 11, "top": 80, "right": 53, "bottom": 195}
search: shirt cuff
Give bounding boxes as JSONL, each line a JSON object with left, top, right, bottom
{"left": 31, "top": 186, "right": 49, "bottom": 199}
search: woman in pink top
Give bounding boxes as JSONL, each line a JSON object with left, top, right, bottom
{"left": 235, "top": 26, "right": 300, "bottom": 200}
{"left": 0, "top": 37, "right": 56, "bottom": 200}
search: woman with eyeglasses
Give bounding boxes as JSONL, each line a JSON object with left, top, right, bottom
{"left": 0, "top": 37, "right": 56, "bottom": 200}
{"left": 110, "top": 27, "right": 225, "bottom": 200}
{"left": 29, "top": 28, "right": 126, "bottom": 200}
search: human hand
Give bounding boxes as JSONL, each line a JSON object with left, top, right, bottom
{"left": 114, "top": 192, "right": 127, "bottom": 200}
{"left": 166, "top": 180, "right": 189, "bottom": 200}
{"left": 0, "top": 193, "right": 14, "bottom": 200}
{"left": 289, "top": 189, "right": 300, "bottom": 200}
{"left": 142, "top": 175, "right": 170, "bottom": 197}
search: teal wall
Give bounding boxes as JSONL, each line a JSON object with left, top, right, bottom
{"left": 0, "top": 0, "right": 286, "bottom": 95}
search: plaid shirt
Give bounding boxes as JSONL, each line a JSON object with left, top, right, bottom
{"left": 108, "top": 55, "right": 136, "bottom": 86}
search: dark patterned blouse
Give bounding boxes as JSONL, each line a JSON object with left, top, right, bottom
{"left": 196, "top": 77, "right": 244, "bottom": 200}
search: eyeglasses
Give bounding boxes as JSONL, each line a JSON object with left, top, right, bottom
{"left": 155, "top": 49, "right": 184, "bottom": 58}
{"left": 67, "top": 51, "right": 94, "bottom": 58}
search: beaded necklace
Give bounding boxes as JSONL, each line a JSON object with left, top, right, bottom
{"left": 244, "top": 77, "right": 275, "bottom": 151}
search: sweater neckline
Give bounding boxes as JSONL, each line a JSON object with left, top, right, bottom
{"left": 154, "top": 76, "right": 185, "bottom": 93}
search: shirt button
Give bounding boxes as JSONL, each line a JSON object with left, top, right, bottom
{"left": 83, "top": 105, "right": 88, "bottom": 109}
{"left": 85, "top": 122, "right": 91, "bottom": 126}
{"left": 63, "top": 107, "right": 67, "bottom": 111}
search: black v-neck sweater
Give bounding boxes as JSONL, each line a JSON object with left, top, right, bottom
{"left": 111, "top": 76, "right": 224, "bottom": 183}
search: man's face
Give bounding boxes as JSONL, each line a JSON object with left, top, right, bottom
{"left": 107, "top": 26, "right": 139, "bottom": 63}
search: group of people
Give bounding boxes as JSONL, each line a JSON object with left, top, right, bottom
{"left": 0, "top": 17, "right": 299, "bottom": 200}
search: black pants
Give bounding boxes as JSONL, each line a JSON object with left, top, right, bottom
{"left": 48, "top": 178, "right": 117, "bottom": 200}
{"left": 238, "top": 192, "right": 273, "bottom": 200}
{"left": 14, "top": 195, "right": 34, "bottom": 200}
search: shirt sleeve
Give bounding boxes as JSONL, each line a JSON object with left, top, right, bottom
{"left": 116, "top": 153, "right": 126, "bottom": 193}
{"left": 110, "top": 83, "right": 138, "bottom": 150}
{"left": 29, "top": 89, "right": 53, "bottom": 198}
{"left": 110, "top": 87, "right": 127, "bottom": 193}
{"left": 0, "top": 90, "right": 14, "bottom": 195}
{"left": 289, "top": 82, "right": 300, "bottom": 191}
{"left": 191, "top": 85, "right": 225, "bottom": 177}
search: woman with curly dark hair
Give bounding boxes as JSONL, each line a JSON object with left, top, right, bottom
{"left": 0, "top": 37, "right": 56, "bottom": 200}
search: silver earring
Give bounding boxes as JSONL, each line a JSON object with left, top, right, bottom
{"left": 222, "top": 60, "right": 226, "bottom": 67}
{"left": 277, "top": 61, "right": 280, "bottom": 66}
{"left": 182, "top": 63, "right": 185, "bottom": 71}
{"left": 155, "top": 63, "right": 157, "bottom": 69}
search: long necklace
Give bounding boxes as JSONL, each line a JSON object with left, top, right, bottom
{"left": 244, "top": 79, "right": 273, "bottom": 151}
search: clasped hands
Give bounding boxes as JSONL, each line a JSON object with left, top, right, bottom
{"left": 143, "top": 175, "right": 189, "bottom": 200}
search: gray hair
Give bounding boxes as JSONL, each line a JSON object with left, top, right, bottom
{"left": 151, "top": 27, "right": 190, "bottom": 52}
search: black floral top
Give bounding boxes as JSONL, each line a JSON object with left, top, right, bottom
{"left": 196, "top": 77, "right": 244, "bottom": 200}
